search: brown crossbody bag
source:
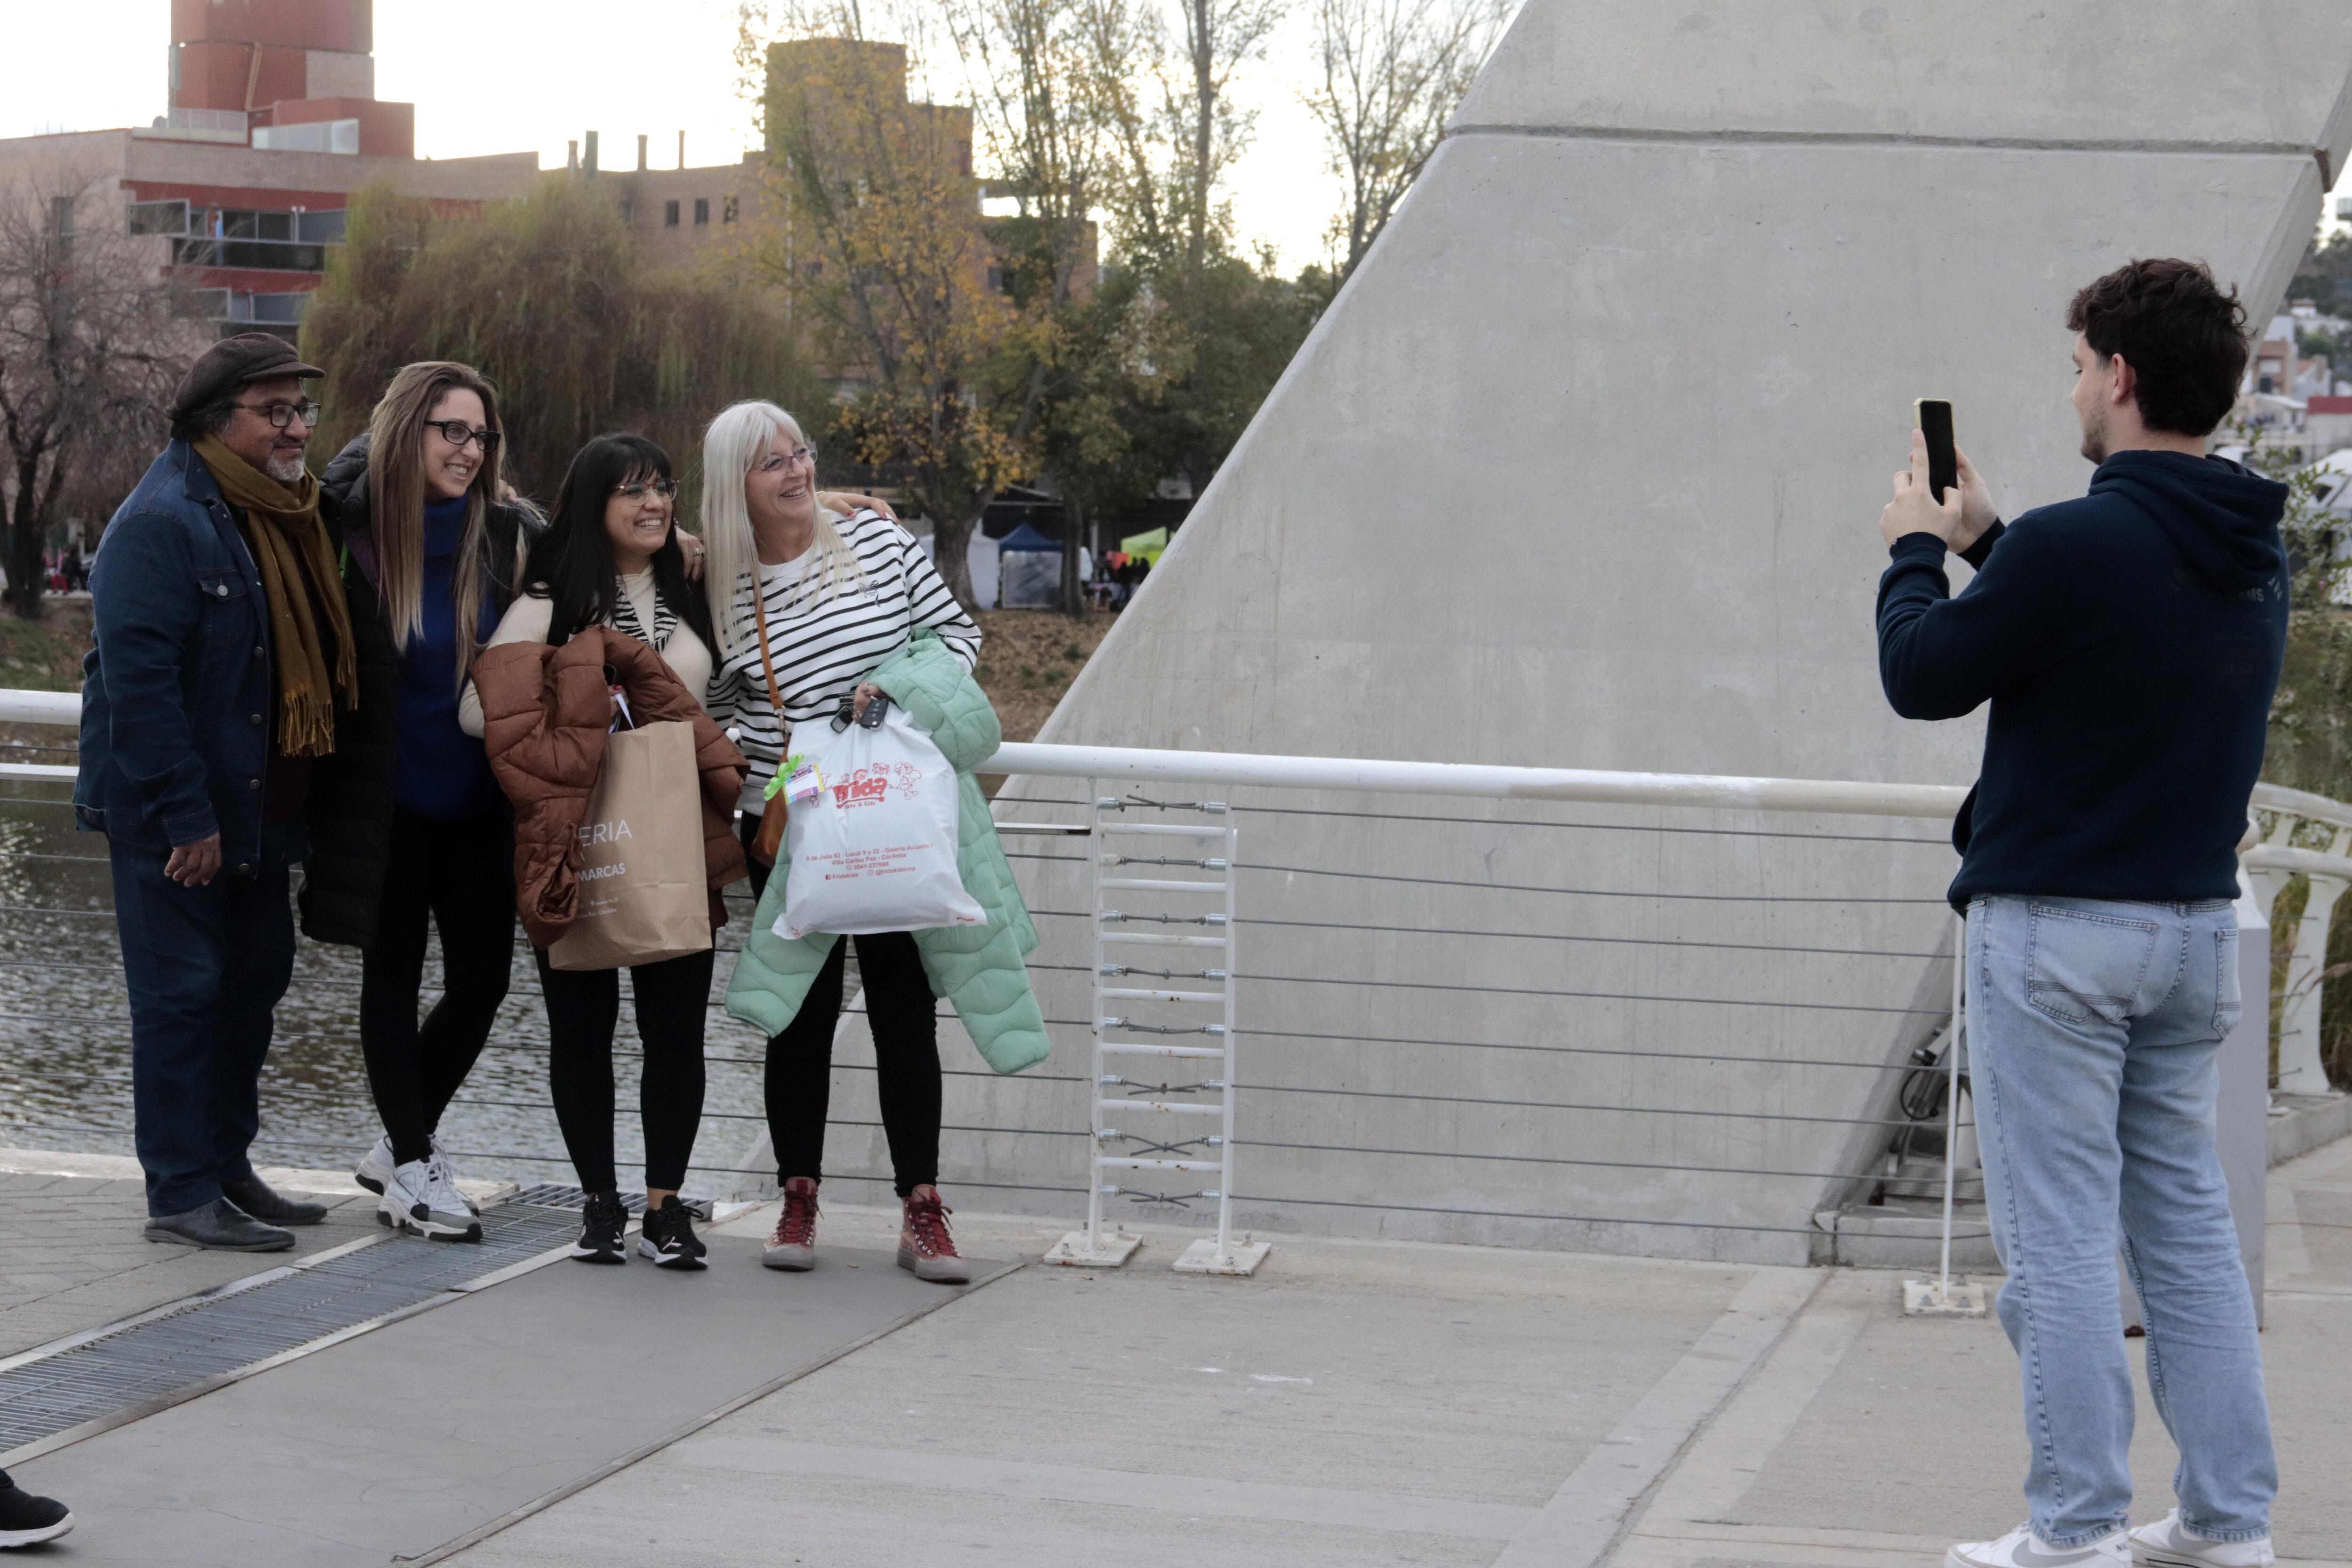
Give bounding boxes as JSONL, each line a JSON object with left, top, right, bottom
{"left": 748, "top": 606, "right": 790, "bottom": 868}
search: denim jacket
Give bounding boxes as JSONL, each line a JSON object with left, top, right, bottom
{"left": 74, "top": 441, "right": 278, "bottom": 874}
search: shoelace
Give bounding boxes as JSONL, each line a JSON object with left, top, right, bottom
{"left": 656, "top": 1204, "right": 697, "bottom": 1253}
{"left": 586, "top": 1194, "right": 626, "bottom": 1247}
{"left": 904, "top": 1195, "right": 958, "bottom": 1257}
{"left": 776, "top": 1185, "right": 819, "bottom": 1247}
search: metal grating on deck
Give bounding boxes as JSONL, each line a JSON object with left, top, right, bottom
{"left": 0, "top": 1198, "right": 582, "bottom": 1456}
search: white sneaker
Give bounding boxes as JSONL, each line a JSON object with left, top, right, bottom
{"left": 357, "top": 1136, "right": 478, "bottom": 1215}
{"left": 1949, "top": 1524, "right": 2130, "bottom": 1568}
{"left": 2130, "top": 1512, "right": 2275, "bottom": 1568}
{"left": 426, "top": 1146, "right": 480, "bottom": 1215}
{"left": 378, "top": 1159, "right": 482, "bottom": 1242}
{"left": 354, "top": 1135, "right": 396, "bottom": 1196}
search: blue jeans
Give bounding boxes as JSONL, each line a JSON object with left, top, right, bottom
{"left": 110, "top": 825, "right": 301, "bottom": 1216}
{"left": 1967, "top": 895, "right": 2275, "bottom": 1547}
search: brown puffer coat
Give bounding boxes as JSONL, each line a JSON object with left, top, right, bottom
{"left": 473, "top": 625, "right": 747, "bottom": 948}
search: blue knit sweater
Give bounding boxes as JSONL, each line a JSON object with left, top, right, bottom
{"left": 393, "top": 497, "right": 502, "bottom": 819}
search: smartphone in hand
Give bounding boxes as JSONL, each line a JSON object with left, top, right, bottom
{"left": 1915, "top": 399, "right": 1957, "bottom": 502}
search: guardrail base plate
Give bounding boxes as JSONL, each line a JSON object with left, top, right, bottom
{"left": 1172, "top": 1238, "right": 1269, "bottom": 1276}
{"left": 1902, "top": 1276, "right": 1987, "bottom": 1316}
{"left": 1043, "top": 1231, "right": 1141, "bottom": 1267}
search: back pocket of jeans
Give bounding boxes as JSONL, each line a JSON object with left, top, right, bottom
{"left": 2026, "top": 904, "right": 2158, "bottom": 1026}
{"left": 2213, "top": 925, "right": 2242, "bottom": 1038}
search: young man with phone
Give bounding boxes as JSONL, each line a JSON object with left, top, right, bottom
{"left": 1875, "top": 259, "right": 2287, "bottom": 1568}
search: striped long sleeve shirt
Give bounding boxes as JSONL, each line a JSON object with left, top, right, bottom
{"left": 710, "top": 508, "right": 981, "bottom": 812}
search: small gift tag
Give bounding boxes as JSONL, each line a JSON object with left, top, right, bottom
{"left": 782, "top": 748, "right": 825, "bottom": 806}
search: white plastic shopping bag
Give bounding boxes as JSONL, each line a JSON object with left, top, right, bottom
{"left": 776, "top": 704, "right": 985, "bottom": 938}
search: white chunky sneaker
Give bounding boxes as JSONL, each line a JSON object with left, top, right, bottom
{"left": 2130, "top": 1512, "right": 2275, "bottom": 1568}
{"left": 426, "top": 1145, "right": 480, "bottom": 1215}
{"left": 378, "top": 1159, "right": 483, "bottom": 1242}
{"left": 1948, "top": 1524, "right": 2130, "bottom": 1568}
{"left": 354, "top": 1135, "right": 396, "bottom": 1196}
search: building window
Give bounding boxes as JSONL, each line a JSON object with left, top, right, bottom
{"left": 694, "top": 197, "right": 709, "bottom": 226}
{"left": 723, "top": 194, "right": 738, "bottom": 224}
{"left": 127, "top": 198, "right": 191, "bottom": 235}
{"left": 619, "top": 200, "right": 636, "bottom": 226}
{"left": 48, "top": 196, "right": 73, "bottom": 260}
{"left": 665, "top": 200, "right": 680, "bottom": 227}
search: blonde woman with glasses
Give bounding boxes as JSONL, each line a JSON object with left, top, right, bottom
{"left": 309, "top": 362, "right": 541, "bottom": 1243}
{"left": 699, "top": 400, "right": 983, "bottom": 1281}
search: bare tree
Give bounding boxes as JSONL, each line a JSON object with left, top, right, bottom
{"left": 0, "top": 168, "right": 195, "bottom": 616}
{"left": 1304, "top": 0, "right": 1509, "bottom": 285}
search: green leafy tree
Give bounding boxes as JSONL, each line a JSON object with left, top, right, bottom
{"left": 302, "top": 177, "right": 814, "bottom": 503}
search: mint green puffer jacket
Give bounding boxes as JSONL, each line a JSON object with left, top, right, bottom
{"left": 723, "top": 629, "right": 1049, "bottom": 1073}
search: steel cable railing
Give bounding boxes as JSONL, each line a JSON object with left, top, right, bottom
{"left": 13, "top": 695, "right": 2320, "bottom": 1266}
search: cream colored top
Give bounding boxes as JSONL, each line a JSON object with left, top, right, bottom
{"left": 458, "top": 568, "right": 715, "bottom": 736}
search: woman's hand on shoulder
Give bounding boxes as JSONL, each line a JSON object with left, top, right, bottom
{"left": 819, "top": 490, "right": 897, "bottom": 523}
{"left": 677, "top": 529, "right": 708, "bottom": 582}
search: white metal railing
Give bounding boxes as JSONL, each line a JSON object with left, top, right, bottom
{"left": 2247, "top": 782, "right": 2352, "bottom": 1095}
{"left": 3, "top": 688, "right": 2334, "bottom": 1278}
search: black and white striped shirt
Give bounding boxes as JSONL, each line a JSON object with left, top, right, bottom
{"left": 711, "top": 508, "right": 981, "bottom": 812}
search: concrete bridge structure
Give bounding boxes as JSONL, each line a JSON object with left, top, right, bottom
{"left": 823, "top": 2, "right": 2352, "bottom": 1264}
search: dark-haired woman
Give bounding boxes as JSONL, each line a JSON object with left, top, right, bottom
{"left": 308, "top": 361, "right": 540, "bottom": 1245}
{"left": 461, "top": 435, "right": 720, "bottom": 1268}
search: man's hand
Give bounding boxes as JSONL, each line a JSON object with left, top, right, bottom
{"left": 1879, "top": 430, "right": 1967, "bottom": 549}
{"left": 166, "top": 833, "right": 222, "bottom": 887}
{"left": 1950, "top": 444, "right": 1998, "bottom": 552}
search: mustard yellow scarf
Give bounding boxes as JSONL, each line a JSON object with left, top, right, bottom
{"left": 194, "top": 436, "right": 358, "bottom": 756}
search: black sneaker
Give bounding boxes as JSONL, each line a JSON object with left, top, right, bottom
{"left": 0, "top": 1469, "right": 72, "bottom": 1547}
{"left": 569, "top": 1192, "right": 628, "bottom": 1264}
{"left": 637, "top": 1195, "right": 707, "bottom": 1270}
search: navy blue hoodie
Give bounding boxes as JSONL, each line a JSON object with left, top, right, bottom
{"left": 1876, "top": 449, "right": 2288, "bottom": 910}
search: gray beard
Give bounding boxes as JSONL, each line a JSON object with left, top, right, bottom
{"left": 264, "top": 453, "right": 307, "bottom": 483}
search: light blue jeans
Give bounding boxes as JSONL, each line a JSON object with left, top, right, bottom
{"left": 1966, "top": 896, "right": 2274, "bottom": 1547}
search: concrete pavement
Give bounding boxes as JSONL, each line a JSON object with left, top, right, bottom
{"left": 441, "top": 1132, "right": 2352, "bottom": 1568}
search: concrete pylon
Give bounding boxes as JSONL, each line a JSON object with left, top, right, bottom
{"left": 967, "top": 5, "right": 2352, "bottom": 1263}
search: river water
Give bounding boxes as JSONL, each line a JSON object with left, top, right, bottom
{"left": 0, "top": 779, "right": 788, "bottom": 1198}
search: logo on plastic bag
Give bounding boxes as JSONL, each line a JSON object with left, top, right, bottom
{"left": 829, "top": 762, "right": 923, "bottom": 809}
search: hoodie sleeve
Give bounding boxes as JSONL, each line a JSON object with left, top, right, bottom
{"left": 1875, "top": 520, "right": 2068, "bottom": 721}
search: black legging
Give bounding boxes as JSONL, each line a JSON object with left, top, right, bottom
{"left": 537, "top": 947, "right": 713, "bottom": 1194}
{"left": 744, "top": 814, "right": 942, "bottom": 1196}
{"left": 358, "top": 806, "right": 516, "bottom": 1164}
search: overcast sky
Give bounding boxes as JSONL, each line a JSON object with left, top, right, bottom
{"left": 1, "top": 0, "right": 1342, "bottom": 274}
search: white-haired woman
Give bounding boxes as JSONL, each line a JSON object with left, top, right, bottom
{"left": 701, "top": 400, "right": 981, "bottom": 1282}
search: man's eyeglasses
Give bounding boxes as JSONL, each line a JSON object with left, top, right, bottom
{"left": 756, "top": 445, "right": 818, "bottom": 474}
{"left": 425, "top": 419, "right": 501, "bottom": 453}
{"left": 236, "top": 399, "right": 322, "bottom": 430}
{"left": 613, "top": 479, "right": 681, "bottom": 502}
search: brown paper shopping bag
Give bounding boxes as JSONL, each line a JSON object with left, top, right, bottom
{"left": 548, "top": 719, "right": 712, "bottom": 971}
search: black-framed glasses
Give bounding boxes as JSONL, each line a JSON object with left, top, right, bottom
{"left": 613, "top": 479, "right": 681, "bottom": 502}
{"left": 425, "top": 419, "right": 501, "bottom": 453}
{"left": 756, "top": 445, "right": 818, "bottom": 473}
{"left": 235, "top": 399, "right": 322, "bottom": 430}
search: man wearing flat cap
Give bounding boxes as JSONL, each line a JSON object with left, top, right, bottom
{"left": 76, "top": 334, "right": 358, "bottom": 1250}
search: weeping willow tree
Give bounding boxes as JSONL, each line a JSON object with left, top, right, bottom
{"left": 301, "top": 176, "right": 816, "bottom": 505}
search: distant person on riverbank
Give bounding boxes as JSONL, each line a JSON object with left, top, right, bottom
{"left": 300, "top": 362, "right": 545, "bottom": 1246}
{"left": 462, "top": 434, "right": 741, "bottom": 1269}
{"left": 74, "top": 334, "right": 351, "bottom": 1251}
{"left": 1875, "top": 260, "right": 2284, "bottom": 1568}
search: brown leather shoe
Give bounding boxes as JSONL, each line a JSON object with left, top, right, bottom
{"left": 897, "top": 1186, "right": 971, "bottom": 1283}
{"left": 763, "top": 1177, "right": 819, "bottom": 1271}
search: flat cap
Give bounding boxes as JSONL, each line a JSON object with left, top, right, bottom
{"left": 171, "top": 333, "right": 325, "bottom": 423}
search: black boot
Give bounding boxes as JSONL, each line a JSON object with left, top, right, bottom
{"left": 0, "top": 1470, "right": 72, "bottom": 1547}
{"left": 144, "top": 1197, "right": 295, "bottom": 1252}
{"left": 221, "top": 1173, "right": 328, "bottom": 1226}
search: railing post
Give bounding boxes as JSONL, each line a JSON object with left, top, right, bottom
{"left": 1906, "top": 912, "right": 1986, "bottom": 1315}
{"left": 2278, "top": 825, "right": 2350, "bottom": 1096}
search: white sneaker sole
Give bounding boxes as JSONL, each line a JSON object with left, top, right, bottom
{"left": 0, "top": 1513, "right": 73, "bottom": 1546}
{"left": 763, "top": 1244, "right": 815, "bottom": 1271}
{"left": 638, "top": 1239, "right": 707, "bottom": 1269}
{"left": 377, "top": 1205, "right": 482, "bottom": 1243}
{"left": 896, "top": 1243, "right": 971, "bottom": 1284}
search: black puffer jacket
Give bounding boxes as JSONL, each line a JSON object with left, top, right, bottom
{"left": 298, "top": 433, "right": 540, "bottom": 948}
